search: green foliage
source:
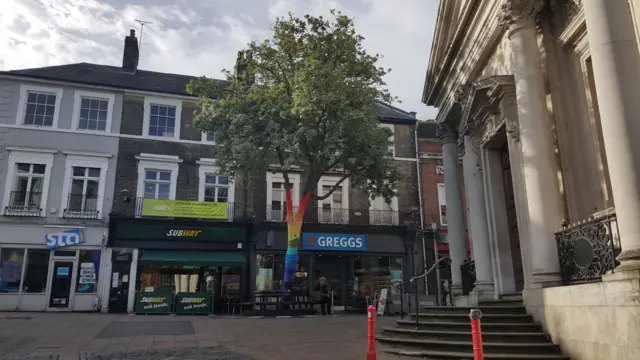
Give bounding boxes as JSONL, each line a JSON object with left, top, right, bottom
{"left": 187, "top": 10, "right": 400, "bottom": 202}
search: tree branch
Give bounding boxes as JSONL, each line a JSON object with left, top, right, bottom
{"left": 276, "top": 147, "right": 291, "bottom": 187}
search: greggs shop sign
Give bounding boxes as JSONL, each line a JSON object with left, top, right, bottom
{"left": 302, "top": 233, "right": 366, "bottom": 252}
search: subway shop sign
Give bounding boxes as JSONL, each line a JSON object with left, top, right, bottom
{"left": 302, "top": 233, "right": 366, "bottom": 251}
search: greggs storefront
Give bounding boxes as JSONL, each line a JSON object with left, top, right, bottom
{"left": 106, "top": 217, "right": 251, "bottom": 314}
{"left": 251, "top": 224, "right": 416, "bottom": 312}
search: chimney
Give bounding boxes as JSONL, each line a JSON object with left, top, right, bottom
{"left": 234, "top": 50, "right": 255, "bottom": 84}
{"left": 122, "top": 29, "right": 139, "bottom": 72}
{"left": 409, "top": 111, "right": 417, "bottom": 119}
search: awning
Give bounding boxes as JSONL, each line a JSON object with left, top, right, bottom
{"left": 139, "top": 250, "right": 247, "bottom": 267}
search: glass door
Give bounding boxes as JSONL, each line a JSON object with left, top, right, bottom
{"left": 48, "top": 261, "right": 75, "bottom": 308}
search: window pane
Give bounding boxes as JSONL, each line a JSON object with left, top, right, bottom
{"left": 218, "top": 176, "right": 229, "bottom": 185}
{"left": 27, "top": 92, "right": 37, "bottom": 103}
{"left": 97, "top": 120, "right": 107, "bottom": 131}
{"left": 35, "top": 104, "right": 45, "bottom": 115}
{"left": 23, "top": 249, "right": 50, "bottom": 293}
{"left": 205, "top": 175, "right": 215, "bottom": 184}
{"left": 73, "top": 167, "right": 86, "bottom": 177}
{"left": 76, "top": 250, "right": 101, "bottom": 293}
{"left": 32, "top": 164, "right": 46, "bottom": 174}
{"left": 46, "top": 94, "right": 56, "bottom": 105}
{"left": 167, "top": 107, "right": 176, "bottom": 117}
{"left": 88, "top": 168, "right": 101, "bottom": 178}
{"left": 217, "top": 188, "right": 228, "bottom": 202}
{"left": 0, "top": 248, "right": 25, "bottom": 293}
{"left": 206, "top": 132, "right": 215, "bottom": 142}
{"left": 98, "top": 100, "right": 108, "bottom": 111}
{"left": 143, "top": 183, "right": 156, "bottom": 198}
{"left": 43, "top": 115, "right": 54, "bottom": 127}
{"left": 150, "top": 115, "right": 158, "bottom": 126}
{"left": 159, "top": 106, "right": 167, "bottom": 116}
{"left": 158, "top": 171, "right": 171, "bottom": 181}
{"left": 29, "top": 177, "right": 44, "bottom": 193}
{"left": 151, "top": 105, "right": 159, "bottom": 115}
{"left": 158, "top": 183, "right": 170, "bottom": 197}
{"left": 81, "top": 98, "right": 90, "bottom": 108}
{"left": 145, "top": 170, "right": 157, "bottom": 180}
{"left": 17, "top": 163, "right": 30, "bottom": 173}
{"left": 204, "top": 187, "right": 216, "bottom": 202}
{"left": 45, "top": 106, "right": 54, "bottom": 116}
{"left": 85, "top": 180, "right": 99, "bottom": 198}
{"left": 78, "top": 119, "right": 88, "bottom": 129}
{"left": 24, "top": 113, "right": 35, "bottom": 125}
{"left": 70, "top": 179, "right": 84, "bottom": 195}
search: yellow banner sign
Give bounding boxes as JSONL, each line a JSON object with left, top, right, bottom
{"left": 141, "top": 199, "right": 229, "bottom": 219}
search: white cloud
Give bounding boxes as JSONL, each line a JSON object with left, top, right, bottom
{"left": 0, "top": 0, "right": 438, "bottom": 119}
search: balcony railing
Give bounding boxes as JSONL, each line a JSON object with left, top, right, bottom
{"left": 4, "top": 191, "right": 42, "bottom": 217}
{"left": 555, "top": 212, "right": 621, "bottom": 285}
{"left": 265, "top": 205, "right": 401, "bottom": 226}
{"left": 63, "top": 194, "right": 100, "bottom": 219}
{"left": 133, "top": 197, "right": 236, "bottom": 221}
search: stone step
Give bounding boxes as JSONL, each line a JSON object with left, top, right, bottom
{"left": 479, "top": 298, "right": 524, "bottom": 307}
{"left": 409, "top": 312, "right": 534, "bottom": 324}
{"left": 421, "top": 305, "right": 527, "bottom": 315}
{"left": 396, "top": 319, "right": 542, "bottom": 332}
{"left": 376, "top": 336, "right": 563, "bottom": 355}
{"left": 381, "top": 327, "right": 552, "bottom": 343}
{"left": 380, "top": 348, "right": 570, "bottom": 359}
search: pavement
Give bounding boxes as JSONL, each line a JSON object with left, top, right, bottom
{"left": 0, "top": 313, "right": 407, "bottom": 360}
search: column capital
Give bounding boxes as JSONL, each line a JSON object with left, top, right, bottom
{"left": 436, "top": 122, "right": 458, "bottom": 144}
{"left": 499, "top": 0, "right": 545, "bottom": 33}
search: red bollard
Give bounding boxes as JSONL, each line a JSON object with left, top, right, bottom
{"left": 469, "top": 309, "right": 484, "bottom": 360}
{"left": 367, "top": 305, "right": 377, "bottom": 360}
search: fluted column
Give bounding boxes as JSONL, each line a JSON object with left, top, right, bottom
{"left": 501, "top": 0, "right": 564, "bottom": 286}
{"left": 583, "top": 0, "right": 640, "bottom": 273}
{"left": 462, "top": 134, "right": 495, "bottom": 297}
{"left": 437, "top": 122, "right": 467, "bottom": 294}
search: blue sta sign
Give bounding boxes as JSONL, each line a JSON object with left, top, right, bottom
{"left": 45, "top": 229, "right": 85, "bottom": 249}
{"left": 302, "top": 233, "right": 366, "bottom": 252}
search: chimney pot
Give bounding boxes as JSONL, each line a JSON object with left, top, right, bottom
{"left": 130, "top": 29, "right": 135, "bottom": 37}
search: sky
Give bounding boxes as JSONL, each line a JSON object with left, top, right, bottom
{"left": 1, "top": 0, "right": 439, "bottom": 120}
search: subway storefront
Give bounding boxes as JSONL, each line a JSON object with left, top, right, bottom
{"left": 107, "top": 217, "right": 250, "bottom": 314}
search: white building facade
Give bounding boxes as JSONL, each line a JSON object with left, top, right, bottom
{"left": 425, "top": 1, "right": 640, "bottom": 359}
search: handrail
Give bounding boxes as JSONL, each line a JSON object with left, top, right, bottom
{"left": 410, "top": 256, "right": 450, "bottom": 283}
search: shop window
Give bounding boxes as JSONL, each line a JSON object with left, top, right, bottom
{"left": 351, "top": 256, "right": 402, "bottom": 300}
{"left": 0, "top": 248, "right": 25, "bottom": 293}
{"left": 255, "top": 254, "right": 309, "bottom": 292}
{"left": 23, "top": 249, "right": 50, "bottom": 293}
{"left": 139, "top": 266, "right": 220, "bottom": 295}
{"left": 76, "top": 250, "right": 101, "bottom": 293}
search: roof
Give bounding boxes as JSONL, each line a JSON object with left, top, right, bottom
{"left": 375, "top": 102, "right": 417, "bottom": 124}
{"left": 2, "top": 62, "right": 417, "bottom": 122}
{"left": 417, "top": 121, "right": 438, "bottom": 139}
{"left": 2, "top": 62, "right": 220, "bottom": 97}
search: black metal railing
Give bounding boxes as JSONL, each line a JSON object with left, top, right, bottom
{"left": 133, "top": 197, "right": 236, "bottom": 221}
{"left": 265, "top": 205, "right": 401, "bottom": 226}
{"left": 4, "top": 191, "right": 42, "bottom": 217}
{"left": 555, "top": 212, "right": 621, "bottom": 285}
{"left": 461, "top": 259, "right": 476, "bottom": 295}
{"left": 63, "top": 194, "right": 100, "bottom": 219}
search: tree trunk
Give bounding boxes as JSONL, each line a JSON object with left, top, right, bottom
{"left": 283, "top": 189, "right": 313, "bottom": 290}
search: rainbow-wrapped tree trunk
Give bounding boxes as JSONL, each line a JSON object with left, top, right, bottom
{"left": 283, "top": 187, "right": 313, "bottom": 290}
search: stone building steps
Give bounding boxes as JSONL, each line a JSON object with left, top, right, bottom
{"left": 381, "top": 327, "right": 551, "bottom": 343}
{"left": 380, "top": 348, "right": 570, "bottom": 359}
{"left": 377, "top": 295, "right": 570, "bottom": 359}
{"left": 376, "top": 336, "right": 562, "bottom": 355}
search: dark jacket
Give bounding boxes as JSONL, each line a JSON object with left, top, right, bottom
{"left": 314, "top": 282, "right": 331, "bottom": 297}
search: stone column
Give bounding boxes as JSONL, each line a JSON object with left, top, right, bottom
{"left": 583, "top": 0, "right": 640, "bottom": 273}
{"left": 501, "top": 0, "right": 565, "bottom": 286}
{"left": 462, "top": 134, "right": 495, "bottom": 298}
{"left": 437, "top": 122, "right": 467, "bottom": 294}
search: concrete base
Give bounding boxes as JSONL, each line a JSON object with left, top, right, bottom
{"left": 470, "top": 282, "right": 497, "bottom": 302}
{"left": 523, "top": 277, "right": 640, "bottom": 360}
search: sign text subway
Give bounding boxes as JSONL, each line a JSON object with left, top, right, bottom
{"left": 302, "top": 233, "right": 366, "bottom": 251}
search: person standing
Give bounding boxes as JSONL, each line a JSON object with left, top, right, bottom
{"left": 314, "top": 277, "right": 332, "bottom": 315}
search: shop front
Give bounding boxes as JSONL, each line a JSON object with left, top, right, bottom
{"left": 0, "top": 224, "right": 108, "bottom": 312}
{"left": 252, "top": 225, "right": 414, "bottom": 312}
{"left": 107, "top": 217, "right": 250, "bottom": 314}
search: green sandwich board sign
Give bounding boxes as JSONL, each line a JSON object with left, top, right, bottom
{"left": 174, "top": 293, "right": 212, "bottom": 314}
{"left": 134, "top": 292, "right": 174, "bottom": 314}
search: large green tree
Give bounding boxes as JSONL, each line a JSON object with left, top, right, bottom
{"left": 188, "top": 10, "right": 400, "bottom": 290}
